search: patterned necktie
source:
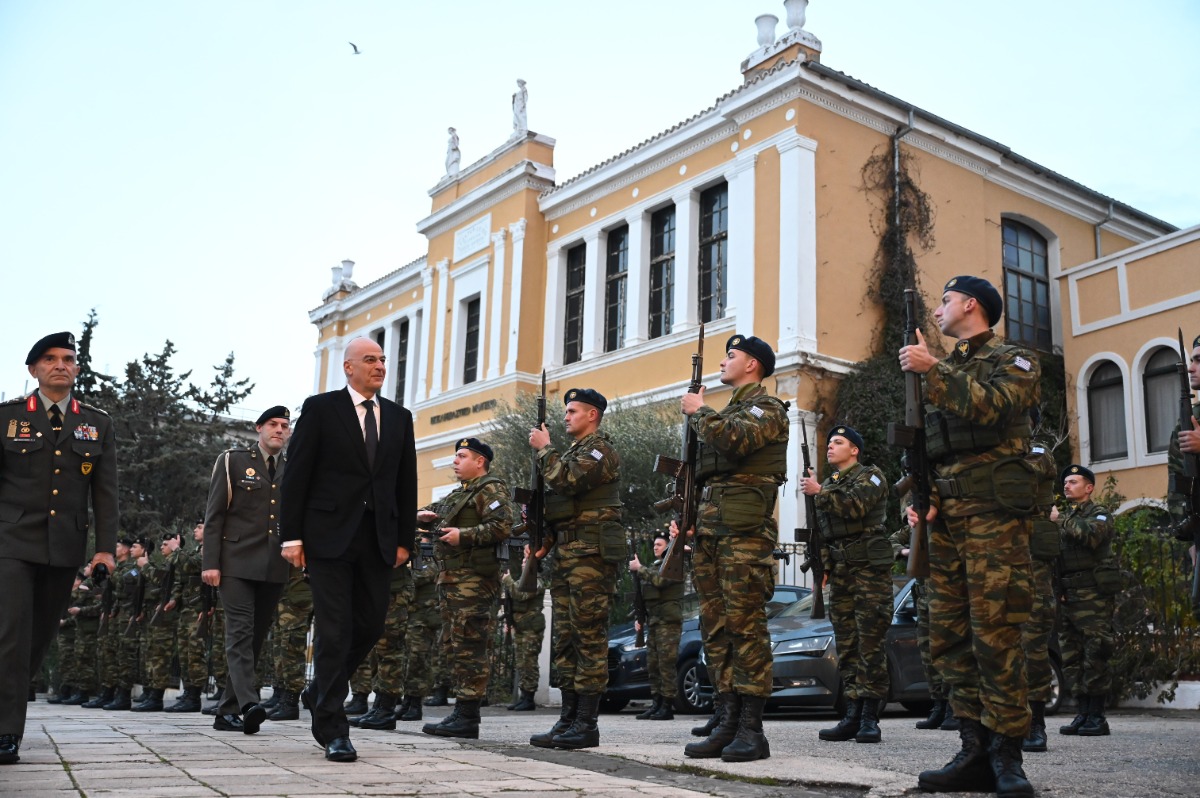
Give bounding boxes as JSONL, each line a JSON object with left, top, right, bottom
{"left": 362, "top": 399, "right": 377, "bottom": 468}
{"left": 49, "top": 405, "right": 64, "bottom": 433}
{"left": 268, "top": 455, "right": 277, "bottom": 483}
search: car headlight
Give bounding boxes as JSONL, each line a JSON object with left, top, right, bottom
{"left": 619, "top": 642, "right": 645, "bottom": 653}
{"left": 773, "top": 635, "right": 832, "bottom": 655}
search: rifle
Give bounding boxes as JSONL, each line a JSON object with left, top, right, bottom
{"left": 95, "top": 563, "right": 112, "bottom": 634}
{"left": 794, "top": 421, "right": 826, "bottom": 620}
{"left": 627, "top": 533, "right": 648, "bottom": 648}
{"left": 149, "top": 559, "right": 176, "bottom": 627}
{"left": 888, "top": 288, "right": 932, "bottom": 579}
{"left": 193, "top": 583, "right": 216, "bottom": 641}
{"left": 1171, "top": 328, "right": 1200, "bottom": 605}
{"left": 513, "top": 371, "right": 549, "bottom": 593}
{"left": 652, "top": 323, "right": 705, "bottom": 582}
{"left": 124, "top": 570, "right": 146, "bottom": 635}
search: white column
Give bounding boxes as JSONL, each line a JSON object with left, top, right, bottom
{"left": 543, "top": 247, "right": 564, "bottom": 368}
{"left": 725, "top": 152, "right": 757, "bottom": 334}
{"left": 404, "top": 312, "right": 421, "bottom": 407}
{"left": 672, "top": 189, "right": 699, "bottom": 331}
{"left": 505, "top": 219, "right": 527, "bottom": 375}
{"left": 581, "top": 231, "right": 603, "bottom": 359}
{"left": 625, "top": 211, "right": 649, "bottom": 346}
{"left": 311, "top": 348, "right": 324, "bottom": 395}
{"left": 537, "top": 590, "right": 557, "bottom": 706}
{"left": 777, "top": 132, "right": 819, "bottom": 355}
{"left": 430, "top": 259, "right": 449, "bottom": 399}
{"left": 486, "top": 229, "right": 507, "bottom": 380}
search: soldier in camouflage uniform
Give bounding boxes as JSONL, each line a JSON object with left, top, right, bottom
{"left": 131, "top": 532, "right": 182, "bottom": 712}
{"left": 1054, "top": 465, "right": 1117, "bottom": 738}
{"left": 65, "top": 566, "right": 104, "bottom": 705}
{"left": 82, "top": 537, "right": 130, "bottom": 709}
{"left": 165, "top": 522, "right": 207, "bottom": 713}
{"left": 350, "top": 567, "right": 412, "bottom": 730}
{"left": 51, "top": 571, "right": 85, "bottom": 704}
{"left": 420, "top": 437, "right": 512, "bottom": 739}
{"left": 400, "top": 545, "right": 440, "bottom": 720}
{"left": 1020, "top": 435, "right": 1060, "bottom": 752}
{"left": 630, "top": 533, "right": 683, "bottom": 720}
{"left": 501, "top": 547, "right": 545, "bottom": 712}
{"left": 900, "top": 275, "right": 1040, "bottom": 797}
{"left": 527, "top": 389, "right": 623, "bottom": 750}
{"left": 803, "top": 425, "right": 892, "bottom": 745}
{"left": 424, "top": 622, "right": 452, "bottom": 706}
{"left": 105, "top": 536, "right": 148, "bottom": 711}
{"left": 1167, "top": 333, "right": 1200, "bottom": 575}
{"left": 675, "top": 335, "right": 788, "bottom": 764}
{"left": 266, "top": 565, "right": 312, "bottom": 721}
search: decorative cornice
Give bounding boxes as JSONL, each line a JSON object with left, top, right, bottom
{"left": 307, "top": 256, "right": 425, "bottom": 324}
{"left": 418, "top": 164, "right": 555, "bottom": 240}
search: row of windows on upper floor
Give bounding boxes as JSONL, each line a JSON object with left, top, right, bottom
{"left": 1087, "top": 346, "right": 1184, "bottom": 462}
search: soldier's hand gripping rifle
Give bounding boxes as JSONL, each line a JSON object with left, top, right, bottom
{"left": 149, "top": 559, "right": 176, "bottom": 627}
{"left": 124, "top": 570, "right": 146, "bottom": 635}
{"left": 888, "top": 288, "right": 932, "bottom": 579}
{"left": 652, "top": 324, "right": 704, "bottom": 582}
{"left": 794, "top": 421, "right": 826, "bottom": 620}
{"left": 513, "top": 371, "right": 549, "bottom": 593}
{"left": 193, "top": 583, "right": 216, "bottom": 641}
{"left": 627, "top": 533, "right": 648, "bottom": 648}
{"left": 95, "top": 563, "right": 112, "bottom": 633}
{"left": 1172, "top": 329, "right": 1200, "bottom": 605}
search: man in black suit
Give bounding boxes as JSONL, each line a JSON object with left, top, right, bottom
{"left": 0, "top": 332, "right": 118, "bottom": 765}
{"left": 280, "top": 337, "right": 416, "bottom": 762}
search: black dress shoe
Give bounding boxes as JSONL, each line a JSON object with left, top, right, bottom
{"left": 242, "top": 703, "right": 267, "bottom": 735}
{"left": 212, "top": 714, "right": 244, "bottom": 732}
{"left": 0, "top": 734, "right": 19, "bottom": 765}
{"left": 324, "top": 736, "right": 357, "bottom": 762}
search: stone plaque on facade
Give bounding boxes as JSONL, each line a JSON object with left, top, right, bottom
{"left": 453, "top": 214, "right": 492, "bottom": 263}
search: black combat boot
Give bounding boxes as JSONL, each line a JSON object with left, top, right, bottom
{"left": 684, "top": 692, "right": 740, "bottom": 758}
{"left": 636, "top": 695, "right": 662, "bottom": 720}
{"left": 649, "top": 698, "right": 675, "bottom": 720}
{"left": 1078, "top": 694, "right": 1110, "bottom": 736}
{"left": 267, "top": 689, "right": 299, "bottom": 721}
{"left": 691, "top": 694, "right": 724, "bottom": 737}
{"left": 551, "top": 692, "right": 601, "bottom": 749}
{"left": 82, "top": 687, "right": 114, "bottom": 709}
{"left": 509, "top": 689, "right": 536, "bottom": 711}
{"left": 424, "top": 686, "right": 449, "bottom": 706}
{"left": 989, "top": 731, "right": 1035, "bottom": 798}
{"left": 260, "top": 690, "right": 280, "bottom": 710}
{"left": 917, "top": 718, "right": 996, "bottom": 793}
{"left": 531, "top": 690, "right": 577, "bottom": 747}
{"left": 47, "top": 686, "right": 67, "bottom": 705}
{"left": 1022, "top": 700, "right": 1047, "bottom": 752}
{"left": 1059, "top": 695, "right": 1089, "bottom": 735}
{"left": 916, "top": 698, "right": 948, "bottom": 729}
{"left": 343, "top": 691, "right": 369, "bottom": 715}
{"left": 63, "top": 689, "right": 90, "bottom": 706}
{"left": 423, "top": 699, "right": 481, "bottom": 739}
{"left": 131, "top": 688, "right": 164, "bottom": 712}
{"left": 359, "top": 694, "right": 398, "bottom": 731}
{"left": 103, "top": 688, "right": 132, "bottom": 711}
{"left": 819, "top": 697, "right": 863, "bottom": 741}
{"left": 202, "top": 688, "right": 224, "bottom": 716}
{"left": 399, "top": 696, "right": 423, "bottom": 721}
{"left": 720, "top": 695, "right": 770, "bottom": 762}
{"left": 940, "top": 711, "right": 961, "bottom": 731}
{"left": 165, "top": 686, "right": 202, "bottom": 713}
{"left": 855, "top": 697, "right": 882, "bottom": 744}
{"left": 348, "top": 694, "right": 383, "bottom": 728}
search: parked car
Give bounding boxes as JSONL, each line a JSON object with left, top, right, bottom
{"left": 697, "top": 577, "right": 1066, "bottom": 715}
{"left": 604, "top": 584, "right": 810, "bottom": 714}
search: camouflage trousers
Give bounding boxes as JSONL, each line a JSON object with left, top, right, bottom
{"left": 113, "top": 621, "right": 141, "bottom": 689}
{"left": 431, "top": 620, "right": 452, "bottom": 691}
{"left": 54, "top": 625, "right": 76, "bottom": 690}
{"left": 439, "top": 570, "right": 499, "bottom": 700}
{"left": 403, "top": 599, "right": 441, "bottom": 697}
{"left": 177, "top": 604, "right": 209, "bottom": 689}
{"left": 692, "top": 531, "right": 776, "bottom": 698}
{"left": 72, "top": 623, "right": 100, "bottom": 693}
{"left": 371, "top": 588, "right": 411, "bottom": 696}
{"left": 511, "top": 609, "right": 546, "bottom": 694}
{"left": 928, "top": 511, "right": 1033, "bottom": 737}
{"left": 550, "top": 540, "right": 617, "bottom": 694}
{"left": 645, "top": 612, "right": 681, "bottom": 700}
{"left": 97, "top": 616, "right": 120, "bottom": 686}
{"left": 912, "top": 580, "right": 946, "bottom": 700}
{"left": 141, "top": 615, "right": 177, "bottom": 690}
{"left": 1022, "top": 558, "right": 1058, "bottom": 702}
{"left": 350, "top": 650, "right": 375, "bottom": 695}
{"left": 211, "top": 607, "right": 227, "bottom": 681}
{"left": 273, "top": 583, "right": 313, "bottom": 693}
{"left": 1059, "top": 586, "right": 1114, "bottom": 697}
{"left": 828, "top": 558, "right": 892, "bottom": 701}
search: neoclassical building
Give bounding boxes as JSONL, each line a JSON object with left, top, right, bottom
{"left": 304, "top": 5, "right": 1177, "bottom": 525}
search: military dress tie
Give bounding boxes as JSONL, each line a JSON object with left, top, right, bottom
{"left": 49, "top": 404, "right": 64, "bottom": 434}
{"left": 268, "top": 454, "right": 277, "bottom": 483}
{"left": 362, "top": 399, "right": 377, "bottom": 468}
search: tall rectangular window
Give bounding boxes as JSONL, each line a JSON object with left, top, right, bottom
{"left": 1143, "top": 347, "right": 1179, "bottom": 453}
{"left": 563, "top": 244, "right": 586, "bottom": 365}
{"left": 1002, "top": 220, "right": 1052, "bottom": 350}
{"left": 462, "top": 297, "right": 480, "bottom": 385}
{"left": 649, "top": 206, "right": 675, "bottom": 339}
{"left": 393, "top": 319, "right": 409, "bottom": 406}
{"left": 698, "top": 183, "right": 728, "bottom": 323}
{"left": 604, "top": 226, "right": 629, "bottom": 352}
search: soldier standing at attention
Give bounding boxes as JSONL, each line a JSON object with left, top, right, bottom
{"left": 130, "top": 531, "right": 182, "bottom": 712}
{"left": 83, "top": 536, "right": 130, "bottom": 709}
{"left": 1020, "top": 431, "right": 1060, "bottom": 752}
{"left": 0, "top": 332, "right": 119, "bottom": 765}
{"left": 899, "top": 276, "right": 1040, "bottom": 797}
{"left": 501, "top": 546, "right": 546, "bottom": 712}
{"left": 265, "top": 564, "right": 312, "bottom": 722}
{"left": 527, "top": 388, "right": 624, "bottom": 750}
{"left": 629, "top": 532, "right": 684, "bottom": 720}
{"left": 420, "top": 437, "right": 512, "bottom": 739}
{"left": 1054, "top": 465, "right": 1117, "bottom": 738}
{"left": 802, "top": 424, "right": 892, "bottom": 745}
{"left": 673, "top": 335, "right": 789, "bottom": 763}
{"left": 66, "top": 564, "right": 105, "bottom": 706}
{"left": 106, "top": 535, "right": 147, "bottom": 711}
{"left": 399, "top": 543, "right": 440, "bottom": 720}
{"left": 202, "top": 406, "right": 292, "bottom": 734}
{"left": 165, "top": 522, "right": 207, "bottom": 712}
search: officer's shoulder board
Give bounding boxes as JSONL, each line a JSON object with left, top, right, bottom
{"left": 0, "top": 396, "right": 24, "bottom": 407}
{"left": 76, "top": 400, "right": 110, "bottom": 416}
{"left": 223, "top": 446, "right": 254, "bottom": 456}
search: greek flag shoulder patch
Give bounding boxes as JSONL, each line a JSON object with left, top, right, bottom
{"left": 749, "top": 406, "right": 764, "bottom": 418}
{"left": 488, "top": 500, "right": 501, "bottom": 510}
{"left": 1013, "top": 356, "right": 1032, "bottom": 372}
{"left": 870, "top": 474, "right": 882, "bottom": 486}
{"left": 590, "top": 449, "right": 604, "bottom": 460}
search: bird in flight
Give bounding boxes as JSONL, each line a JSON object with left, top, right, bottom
{"left": 349, "top": 42, "right": 361, "bottom": 55}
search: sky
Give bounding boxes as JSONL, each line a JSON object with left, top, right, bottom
{"left": 2, "top": 0, "right": 1197, "bottom": 419}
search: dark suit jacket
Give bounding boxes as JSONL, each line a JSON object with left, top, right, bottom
{"left": 202, "top": 447, "right": 290, "bottom": 583}
{"left": 279, "top": 388, "right": 416, "bottom": 562}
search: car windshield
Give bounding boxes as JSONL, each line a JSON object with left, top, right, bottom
{"left": 775, "top": 592, "right": 815, "bottom": 618}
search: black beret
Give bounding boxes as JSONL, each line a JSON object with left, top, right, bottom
{"left": 1192, "top": 333, "right": 1200, "bottom": 351}
{"left": 26, "top": 331, "right": 76, "bottom": 365}
{"left": 455, "top": 436, "right": 494, "bottom": 462}
{"left": 255, "top": 405, "right": 291, "bottom": 426}
{"left": 132, "top": 535, "right": 149, "bottom": 549}
{"left": 943, "top": 276, "right": 1003, "bottom": 327}
{"left": 117, "top": 536, "right": 135, "bottom": 547}
{"left": 564, "top": 387, "right": 607, "bottom": 413}
{"left": 1060, "top": 464, "right": 1095, "bottom": 486}
{"left": 161, "top": 531, "right": 179, "bottom": 543}
{"left": 726, "top": 334, "right": 776, "bottom": 377}
{"left": 829, "top": 424, "right": 864, "bottom": 451}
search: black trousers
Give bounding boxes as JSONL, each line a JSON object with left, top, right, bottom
{"left": 0, "top": 558, "right": 76, "bottom": 739}
{"left": 305, "top": 513, "right": 391, "bottom": 743}
{"left": 216, "top": 576, "right": 285, "bottom": 715}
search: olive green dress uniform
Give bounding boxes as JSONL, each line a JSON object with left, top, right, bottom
{"left": 501, "top": 569, "right": 546, "bottom": 699}
{"left": 1020, "top": 441, "right": 1060, "bottom": 750}
{"left": 641, "top": 554, "right": 684, "bottom": 707}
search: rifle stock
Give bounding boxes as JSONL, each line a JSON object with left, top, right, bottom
{"left": 516, "top": 371, "right": 549, "bottom": 593}
{"left": 888, "top": 288, "right": 932, "bottom": 579}
{"left": 656, "top": 324, "right": 704, "bottom": 582}
{"left": 796, "top": 421, "right": 826, "bottom": 620}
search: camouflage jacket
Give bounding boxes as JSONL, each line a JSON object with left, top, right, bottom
{"left": 420, "top": 475, "right": 514, "bottom": 552}
{"left": 1167, "top": 401, "right": 1200, "bottom": 528}
{"left": 1058, "top": 499, "right": 1114, "bottom": 573}
{"left": 537, "top": 430, "right": 622, "bottom": 525}
{"left": 502, "top": 570, "right": 546, "bottom": 615}
{"left": 172, "top": 543, "right": 204, "bottom": 607}
{"left": 690, "top": 382, "right": 789, "bottom": 490}
{"left": 74, "top": 578, "right": 104, "bottom": 620}
{"left": 114, "top": 558, "right": 142, "bottom": 612}
{"left": 813, "top": 462, "right": 889, "bottom": 537}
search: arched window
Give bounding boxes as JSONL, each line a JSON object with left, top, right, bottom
{"left": 1002, "top": 220, "right": 1051, "bottom": 350}
{"left": 1143, "top": 347, "right": 1180, "bottom": 453}
{"left": 1088, "top": 361, "right": 1127, "bottom": 461}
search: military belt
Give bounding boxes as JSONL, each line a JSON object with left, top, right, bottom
{"left": 555, "top": 526, "right": 603, "bottom": 545}
{"left": 828, "top": 538, "right": 869, "bottom": 563}
{"left": 933, "top": 472, "right": 993, "bottom": 499}
{"left": 1059, "top": 570, "right": 1097, "bottom": 589}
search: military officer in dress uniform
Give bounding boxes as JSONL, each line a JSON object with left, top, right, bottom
{"left": 0, "top": 332, "right": 119, "bottom": 765}
{"left": 203, "top": 405, "right": 292, "bottom": 735}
